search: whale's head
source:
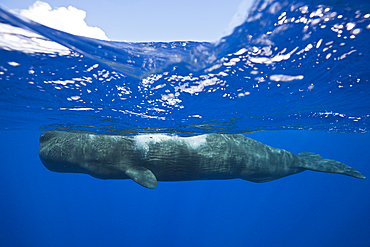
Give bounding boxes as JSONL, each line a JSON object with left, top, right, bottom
{"left": 39, "top": 131, "right": 87, "bottom": 174}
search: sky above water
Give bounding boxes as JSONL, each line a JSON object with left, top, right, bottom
{"left": 1, "top": 0, "right": 253, "bottom": 42}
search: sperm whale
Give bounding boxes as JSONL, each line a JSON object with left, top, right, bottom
{"left": 38, "top": 131, "right": 365, "bottom": 188}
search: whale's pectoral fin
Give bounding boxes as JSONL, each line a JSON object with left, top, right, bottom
{"left": 125, "top": 167, "right": 158, "bottom": 189}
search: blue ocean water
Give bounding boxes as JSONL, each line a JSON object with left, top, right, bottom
{"left": 0, "top": 0, "right": 369, "bottom": 246}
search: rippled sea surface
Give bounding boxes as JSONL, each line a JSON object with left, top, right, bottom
{"left": 1, "top": 0, "right": 370, "bottom": 135}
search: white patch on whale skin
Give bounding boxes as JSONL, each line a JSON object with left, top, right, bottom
{"left": 134, "top": 134, "right": 207, "bottom": 153}
{"left": 184, "top": 135, "right": 208, "bottom": 149}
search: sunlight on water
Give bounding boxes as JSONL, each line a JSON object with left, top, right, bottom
{"left": 0, "top": 0, "right": 369, "bottom": 134}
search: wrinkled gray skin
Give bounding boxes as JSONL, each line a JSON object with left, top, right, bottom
{"left": 39, "top": 130, "right": 365, "bottom": 189}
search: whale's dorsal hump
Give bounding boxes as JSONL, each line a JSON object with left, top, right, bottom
{"left": 125, "top": 167, "right": 158, "bottom": 189}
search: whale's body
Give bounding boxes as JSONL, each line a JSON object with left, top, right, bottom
{"left": 38, "top": 131, "right": 365, "bottom": 188}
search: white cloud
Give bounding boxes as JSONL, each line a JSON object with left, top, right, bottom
{"left": 19, "top": 1, "right": 109, "bottom": 40}
{"left": 0, "top": 1, "right": 110, "bottom": 54}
